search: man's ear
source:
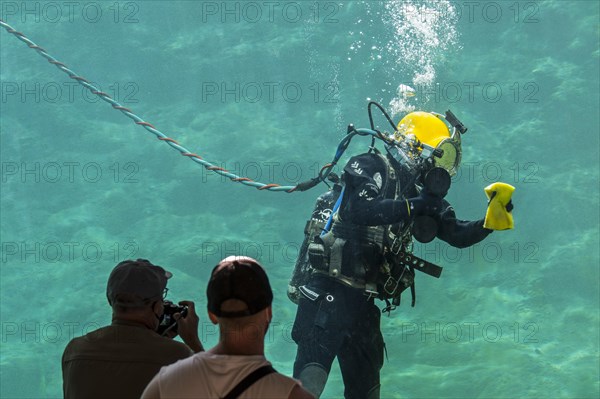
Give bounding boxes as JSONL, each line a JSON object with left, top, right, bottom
{"left": 208, "top": 311, "right": 219, "bottom": 325}
{"left": 152, "top": 301, "right": 163, "bottom": 315}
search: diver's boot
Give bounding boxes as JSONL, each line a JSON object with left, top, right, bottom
{"left": 298, "top": 363, "right": 328, "bottom": 398}
{"left": 367, "top": 384, "right": 381, "bottom": 399}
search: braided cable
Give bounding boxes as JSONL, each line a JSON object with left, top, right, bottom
{"left": 0, "top": 19, "right": 298, "bottom": 192}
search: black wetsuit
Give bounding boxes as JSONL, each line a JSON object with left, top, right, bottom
{"left": 292, "top": 152, "right": 491, "bottom": 399}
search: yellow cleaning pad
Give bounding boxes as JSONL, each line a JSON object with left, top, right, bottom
{"left": 484, "top": 182, "right": 515, "bottom": 230}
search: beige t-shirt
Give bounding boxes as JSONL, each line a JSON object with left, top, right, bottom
{"left": 149, "top": 352, "right": 299, "bottom": 398}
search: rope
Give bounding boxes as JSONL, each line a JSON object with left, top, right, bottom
{"left": 0, "top": 19, "right": 298, "bottom": 193}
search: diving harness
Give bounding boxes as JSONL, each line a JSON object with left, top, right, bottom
{"left": 288, "top": 102, "right": 467, "bottom": 313}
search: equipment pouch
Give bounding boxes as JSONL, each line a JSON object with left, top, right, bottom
{"left": 307, "top": 238, "right": 327, "bottom": 271}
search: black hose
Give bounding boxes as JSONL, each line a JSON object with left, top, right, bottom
{"left": 367, "top": 101, "right": 397, "bottom": 132}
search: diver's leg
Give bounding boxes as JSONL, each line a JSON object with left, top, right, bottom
{"left": 292, "top": 279, "right": 348, "bottom": 398}
{"left": 295, "top": 362, "right": 329, "bottom": 398}
{"left": 337, "top": 299, "right": 384, "bottom": 399}
{"left": 292, "top": 297, "right": 338, "bottom": 397}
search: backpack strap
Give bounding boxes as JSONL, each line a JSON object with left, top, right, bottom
{"left": 222, "top": 365, "right": 276, "bottom": 399}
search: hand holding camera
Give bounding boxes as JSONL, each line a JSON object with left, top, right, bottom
{"left": 158, "top": 301, "right": 189, "bottom": 337}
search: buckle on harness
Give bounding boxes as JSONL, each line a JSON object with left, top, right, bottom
{"left": 390, "top": 235, "right": 403, "bottom": 255}
{"left": 383, "top": 276, "right": 399, "bottom": 296}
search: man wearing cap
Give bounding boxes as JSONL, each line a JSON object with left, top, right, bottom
{"left": 142, "top": 256, "right": 314, "bottom": 399}
{"left": 62, "top": 259, "right": 204, "bottom": 399}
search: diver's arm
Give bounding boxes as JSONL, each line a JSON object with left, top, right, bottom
{"left": 339, "top": 154, "right": 410, "bottom": 225}
{"left": 436, "top": 201, "right": 492, "bottom": 248}
{"left": 340, "top": 153, "right": 444, "bottom": 226}
{"left": 343, "top": 186, "right": 410, "bottom": 226}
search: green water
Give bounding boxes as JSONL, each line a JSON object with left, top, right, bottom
{"left": 1, "top": 1, "right": 598, "bottom": 398}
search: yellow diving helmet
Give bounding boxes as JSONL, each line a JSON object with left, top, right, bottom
{"left": 394, "top": 111, "right": 463, "bottom": 176}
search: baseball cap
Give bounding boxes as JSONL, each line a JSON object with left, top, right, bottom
{"left": 106, "top": 259, "right": 172, "bottom": 307}
{"left": 207, "top": 256, "right": 273, "bottom": 318}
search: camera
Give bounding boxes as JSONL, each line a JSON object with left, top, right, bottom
{"left": 157, "top": 300, "right": 188, "bottom": 336}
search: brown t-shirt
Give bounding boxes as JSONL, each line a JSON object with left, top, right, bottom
{"left": 62, "top": 321, "right": 193, "bottom": 399}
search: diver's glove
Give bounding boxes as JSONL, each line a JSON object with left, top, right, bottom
{"left": 403, "top": 190, "right": 444, "bottom": 243}
{"left": 483, "top": 182, "right": 515, "bottom": 230}
{"left": 406, "top": 189, "right": 444, "bottom": 218}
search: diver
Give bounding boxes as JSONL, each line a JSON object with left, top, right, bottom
{"left": 288, "top": 104, "right": 515, "bottom": 398}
